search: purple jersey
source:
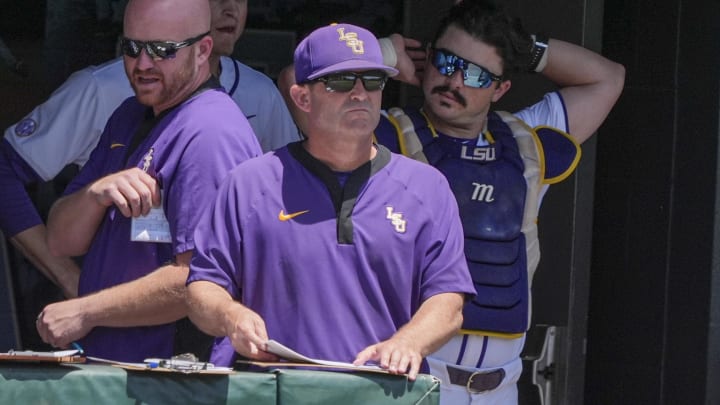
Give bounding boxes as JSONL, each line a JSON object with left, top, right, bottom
{"left": 188, "top": 142, "right": 475, "bottom": 366}
{"left": 68, "top": 88, "right": 261, "bottom": 362}
{"left": 0, "top": 139, "right": 43, "bottom": 236}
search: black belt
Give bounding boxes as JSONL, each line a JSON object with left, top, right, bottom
{"left": 446, "top": 365, "right": 505, "bottom": 393}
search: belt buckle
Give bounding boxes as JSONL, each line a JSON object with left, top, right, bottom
{"left": 466, "top": 371, "right": 484, "bottom": 394}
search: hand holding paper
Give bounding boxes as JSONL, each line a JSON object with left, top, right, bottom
{"left": 265, "top": 340, "right": 382, "bottom": 371}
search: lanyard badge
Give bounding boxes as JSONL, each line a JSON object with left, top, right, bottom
{"left": 130, "top": 147, "right": 172, "bottom": 243}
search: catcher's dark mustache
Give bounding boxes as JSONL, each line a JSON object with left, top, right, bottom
{"left": 432, "top": 86, "right": 466, "bottom": 107}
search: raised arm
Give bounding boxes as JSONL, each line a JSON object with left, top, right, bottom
{"left": 542, "top": 38, "right": 625, "bottom": 144}
{"left": 383, "top": 34, "right": 426, "bottom": 86}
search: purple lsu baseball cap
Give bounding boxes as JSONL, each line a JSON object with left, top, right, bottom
{"left": 294, "top": 23, "right": 399, "bottom": 83}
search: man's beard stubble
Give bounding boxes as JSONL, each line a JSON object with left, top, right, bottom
{"left": 132, "top": 47, "right": 198, "bottom": 110}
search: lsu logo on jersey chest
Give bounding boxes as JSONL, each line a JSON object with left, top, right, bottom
{"left": 385, "top": 206, "right": 407, "bottom": 233}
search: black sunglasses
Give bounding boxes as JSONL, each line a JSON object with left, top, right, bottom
{"left": 120, "top": 31, "right": 210, "bottom": 61}
{"left": 312, "top": 71, "right": 388, "bottom": 93}
{"left": 430, "top": 48, "right": 502, "bottom": 89}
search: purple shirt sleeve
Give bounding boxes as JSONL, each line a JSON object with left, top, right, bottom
{"left": 0, "top": 139, "right": 44, "bottom": 237}
{"left": 152, "top": 93, "right": 261, "bottom": 256}
{"left": 186, "top": 169, "right": 243, "bottom": 297}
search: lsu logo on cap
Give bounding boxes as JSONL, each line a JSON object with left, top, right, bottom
{"left": 337, "top": 27, "right": 364, "bottom": 54}
{"left": 14, "top": 118, "right": 37, "bottom": 137}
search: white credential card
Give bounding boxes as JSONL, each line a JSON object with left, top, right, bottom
{"left": 130, "top": 205, "right": 172, "bottom": 243}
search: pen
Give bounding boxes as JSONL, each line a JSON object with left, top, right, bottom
{"left": 71, "top": 342, "right": 84, "bottom": 355}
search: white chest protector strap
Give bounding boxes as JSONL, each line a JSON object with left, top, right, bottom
{"left": 494, "top": 111, "right": 543, "bottom": 286}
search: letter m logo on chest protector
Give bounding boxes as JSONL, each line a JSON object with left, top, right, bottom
{"left": 471, "top": 183, "right": 495, "bottom": 202}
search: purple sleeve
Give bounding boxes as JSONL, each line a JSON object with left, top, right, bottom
{"left": 163, "top": 95, "right": 261, "bottom": 256}
{"left": 63, "top": 147, "right": 104, "bottom": 197}
{"left": 187, "top": 170, "right": 243, "bottom": 299}
{"left": 0, "top": 139, "right": 44, "bottom": 236}
{"left": 62, "top": 102, "right": 135, "bottom": 197}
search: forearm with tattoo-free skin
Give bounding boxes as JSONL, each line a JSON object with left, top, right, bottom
{"left": 47, "top": 167, "right": 161, "bottom": 257}
{"left": 0, "top": 142, "right": 81, "bottom": 298}
{"left": 188, "top": 280, "right": 278, "bottom": 361}
{"left": 36, "top": 251, "right": 191, "bottom": 348}
{"left": 188, "top": 284, "right": 465, "bottom": 378}
{"left": 354, "top": 292, "right": 465, "bottom": 380}
{"left": 11, "top": 225, "right": 80, "bottom": 298}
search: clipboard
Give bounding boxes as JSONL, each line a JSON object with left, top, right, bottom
{"left": 86, "top": 355, "right": 235, "bottom": 375}
{"left": 112, "top": 363, "right": 235, "bottom": 375}
{"left": 0, "top": 349, "right": 86, "bottom": 364}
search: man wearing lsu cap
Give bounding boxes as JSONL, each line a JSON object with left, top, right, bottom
{"left": 186, "top": 23, "right": 475, "bottom": 380}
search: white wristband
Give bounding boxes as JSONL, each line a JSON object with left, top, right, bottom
{"left": 378, "top": 37, "right": 397, "bottom": 68}
{"left": 534, "top": 47, "right": 549, "bottom": 72}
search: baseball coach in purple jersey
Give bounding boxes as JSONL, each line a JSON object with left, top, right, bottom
{"left": 36, "top": 0, "right": 261, "bottom": 362}
{"left": 187, "top": 23, "right": 475, "bottom": 380}
{"left": 0, "top": 0, "right": 298, "bottom": 303}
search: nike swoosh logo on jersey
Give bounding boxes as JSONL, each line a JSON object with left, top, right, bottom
{"left": 278, "top": 209, "right": 309, "bottom": 221}
{"left": 111, "top": 143, "right": 126, "bottom": 149}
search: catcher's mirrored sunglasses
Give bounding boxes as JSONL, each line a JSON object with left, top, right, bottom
{"left": 120, "top": 31, "right": 210, "bottom": 61}
{"left": 430, "top": 48, "right": 502, "bottom": 88}
{"left": 312, "top": 71, "right": 388, "bottom": 93}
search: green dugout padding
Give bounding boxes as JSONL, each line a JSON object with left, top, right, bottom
{"left": 275, "top": 369, "right": 440, "bottom": 405}
{"left": 0, "top": 363, "right": 277, "bottom": 404}
{"left": 0, "top": 364, "right": 440, "bottom": 404}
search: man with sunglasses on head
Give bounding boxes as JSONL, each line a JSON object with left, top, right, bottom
{"left": 35, "top": 0, "right": 262, "bottom": 362}
{"left": 0, "top": 0, "right": 297, "bottom": 349}
{"left": 370, "top": 1, "right": 624, "bottom": 403}
{"left": 185, "top": 23, "right": 475, "bottom": 380}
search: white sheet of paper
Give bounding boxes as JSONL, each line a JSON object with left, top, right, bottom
{"left": 266, "top": 340, "right": 381, "bottom": 370}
